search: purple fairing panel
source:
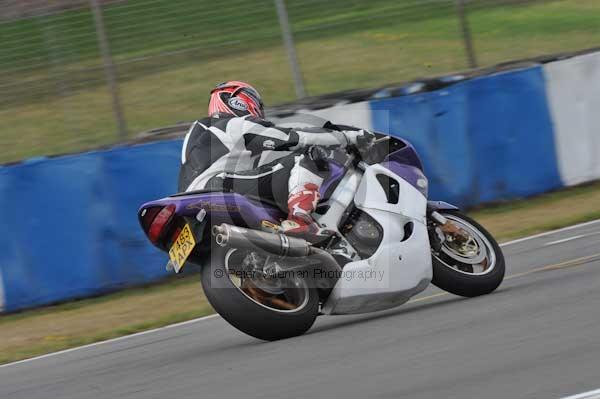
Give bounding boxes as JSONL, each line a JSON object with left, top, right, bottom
{"left": 139, "top": 191, "right": 284, "bottom": 228}
{"left": 382, "top": 160, "right": 428, "bottom": 198}
{"left": 320, "top": 160, "right": 346, "bottom": 198}
{"left": 374, "top": 137, "right": 427, "bottom": 197}
{"left": 384, "top": 139, "right": 424, "bottom": 172}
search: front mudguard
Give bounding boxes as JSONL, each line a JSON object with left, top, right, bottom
{"left": 427, "top": 200, "right": 459, "bottom": 213}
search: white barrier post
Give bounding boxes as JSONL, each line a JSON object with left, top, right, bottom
{"left": 544, "top": 52, "right": 600, "bottom": 185}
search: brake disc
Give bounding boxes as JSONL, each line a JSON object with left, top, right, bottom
{"left": 440, "top": 231, "right": 487, "bottom": 265}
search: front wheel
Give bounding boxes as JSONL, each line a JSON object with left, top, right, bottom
{"left": 430, "top": 211, "right": 505, "bottom": 297}
{"left": 201, "top": 246, "right": 320, "bottom": 341}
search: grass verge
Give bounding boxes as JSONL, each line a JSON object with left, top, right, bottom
{"left": 469, "top": 180, "right": 600, "bottom": 241}
{"left": 2, "top": 0, "right": 600, "bottom": 163}
{"left": 1, "top": 180, "right": 600, "bottom": 364}
{"left": 0, "top": 277, "right": 212, "bottom": 365}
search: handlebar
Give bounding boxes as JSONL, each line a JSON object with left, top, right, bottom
{"left": 344, "top": 136, "right": 390, "bottom": 170}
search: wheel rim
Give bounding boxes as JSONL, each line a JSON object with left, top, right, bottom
{"left": 224, "top": 249, "right": 310, "bottom": 313}
{"left": 434, "top": 215, "right": 497, "bottom": 276}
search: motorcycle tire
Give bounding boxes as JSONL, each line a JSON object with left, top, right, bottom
{"left": 201, "top": 246, "right": 320, "bottom": 341}
{"left": 431, "top": 210, "right": 505, "bottom": 297}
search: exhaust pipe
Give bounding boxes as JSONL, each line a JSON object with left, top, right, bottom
{"left": 212, "top": 224, "right": 311, "bottom": 257}
{"left": 212, "top": 223, "right": 342, "bottom": 275}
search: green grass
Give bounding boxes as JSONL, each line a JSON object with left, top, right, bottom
{"left": 1, "top": 180, "right": 600, "bottom": 365}
{"left": 1, "top": 0, "right": 600, "bottom": 163}
{"left": 470, "top": 180, "right": 600, "bottom": 241}
{"left": 0, "top": 0, "right": 458, "bottom": 73}
{"left": 0, "top": 275, "right": 212, "bottom": 364}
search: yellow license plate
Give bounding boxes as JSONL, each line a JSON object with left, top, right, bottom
{"left": 168, "top": 224, "right": 196, "bottom": 273}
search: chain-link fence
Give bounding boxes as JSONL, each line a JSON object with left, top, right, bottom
{"left": 0, "top": 0, "right": 598, "bottom": 163}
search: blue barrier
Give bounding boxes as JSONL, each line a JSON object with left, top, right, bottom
{"left": 370, "top": 66, "right": 563, "bottom": 207}
{"left": 0, "top": 140, "right": 182, "bottom": 312}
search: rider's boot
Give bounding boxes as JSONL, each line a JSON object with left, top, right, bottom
{"left": 281, "top": 183, "right": 334, "bottom": 243}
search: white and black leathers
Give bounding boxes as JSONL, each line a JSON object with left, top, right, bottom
{"left": 178, "top": 113, "right": 364, "bottom": 204}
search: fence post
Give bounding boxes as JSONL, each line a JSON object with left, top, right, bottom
{"left": 41, "top": 16, "right": 78, "bottom": 137}
{"left": 455, "top": 0, "right": 478, "bottom": 69}
{"left": 90, "top": 0, "right": 127, "bottom": 140}
{"left": 274, "top": 0, "right": 306, "bottom": 99}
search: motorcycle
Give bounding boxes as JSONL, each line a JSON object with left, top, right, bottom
{"left": 138, "top": 134, "right": 505, "bottom": 341}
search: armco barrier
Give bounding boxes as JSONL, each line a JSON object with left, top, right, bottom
{"left": 2, "top": 51, "right": 599, "bottom": 311}
{"left": 0, "top": 141, "right": 182, "bottom": 311}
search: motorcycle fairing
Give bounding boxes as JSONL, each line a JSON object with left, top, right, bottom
{"left": 139, "top": 191, "right": 284, "bottom": 232}
{"left": 322, "top": 163, "right": 433, "bottom": 315}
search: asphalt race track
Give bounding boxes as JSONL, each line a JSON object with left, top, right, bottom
{"left": 2, "top": 221, "right": 600, "bottom": 399}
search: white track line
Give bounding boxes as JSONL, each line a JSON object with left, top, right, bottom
{"left": 560, "top": 388, "right": 600, "bottom": 399}
{"left": 544, "top": 234, "right": 586, "bottom": 247}
{"left": 0, "top": 314, "right": 219, "bottom": 369}
{"left": 1, "top": 218, "right": 600, "bottom": 369}
{"left": 500, "top": 219, "right": 600, "bottom": 247}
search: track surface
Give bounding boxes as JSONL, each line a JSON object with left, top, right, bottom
{"left": 2, "top": 221, "right": 600, "bottom": 399}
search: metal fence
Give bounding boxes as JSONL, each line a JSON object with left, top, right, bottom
{"left": 0, "top": 0, "right": 598, "bottom": 163}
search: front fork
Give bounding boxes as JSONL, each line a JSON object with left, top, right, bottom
{"left": 427, "top": 216, "right": 445, "bottom": 253}
{"left": 426, "top": 202, "right": 464, "bottom": 253}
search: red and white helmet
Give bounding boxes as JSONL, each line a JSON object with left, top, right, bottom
{"left": 208, "top": 81, "right": 265, "bottom": 118}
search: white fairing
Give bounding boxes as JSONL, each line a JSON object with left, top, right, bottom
{"left": 322, "top": 164, "right": 432, "bottom": 315}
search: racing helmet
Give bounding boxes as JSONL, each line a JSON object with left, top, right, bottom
{"left": 208, "top": 80, "right": 265, "bottom": 118}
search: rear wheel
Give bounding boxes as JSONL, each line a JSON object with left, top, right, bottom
{"left": 201, "top": 246, "right": 319, "bottom": 341}
{"left": 430, "top": 211, "right": 505, "bottom": 297}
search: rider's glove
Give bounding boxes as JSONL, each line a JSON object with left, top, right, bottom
{"left": 343, "top": 129, "right": 376, "bottom": 148}
{"left": 307, "top": 145, "right": 331, "bottom": 171}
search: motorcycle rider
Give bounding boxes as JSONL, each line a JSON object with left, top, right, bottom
{"left": 178, "top": 81, "right": 374, "bottom": 242}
